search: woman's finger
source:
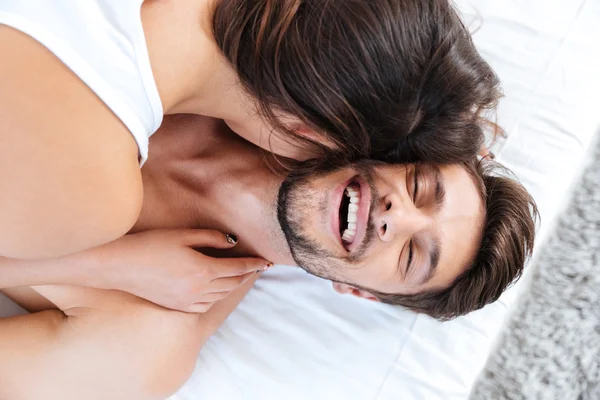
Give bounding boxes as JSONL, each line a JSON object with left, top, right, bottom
{"left": 210, "top": 270, "right": 262, "bottom": 290}
{"left": 186, "top": 302, "right": 215, "bottom": 313}
{"left": 172, "top": 229, "right": 239, "bottom": 249}
{"left": 211, "top": 257, "right": 272, "bottom": 278}
{"left": 195, "top": 291, "right": 231, "bottom": 304}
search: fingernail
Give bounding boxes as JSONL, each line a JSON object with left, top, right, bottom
{"left": 489, "top": 151, "right": 496, "bottom": 159}
{"left": 256, "top": 263, "right": 273, "bottom": 274}
{"left": 225, "top": 234, "right": 237, "bottom": 245}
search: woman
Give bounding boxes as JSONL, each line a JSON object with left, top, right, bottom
{"left": 0, "top": 0, "right": 500, "bottom": 309}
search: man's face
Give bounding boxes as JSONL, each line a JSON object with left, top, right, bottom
{"left": 277, "top": 161, "right": 484, "bottom": 296}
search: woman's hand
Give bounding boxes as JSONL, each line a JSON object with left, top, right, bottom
{"left": 90, "top": 229, "right": 271, "bottom": 312}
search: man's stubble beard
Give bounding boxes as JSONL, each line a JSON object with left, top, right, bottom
{"left": 276, "top": 161, "right": 381, "bottom": 283}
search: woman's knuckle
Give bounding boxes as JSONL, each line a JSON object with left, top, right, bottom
{"left": 195, "top": 266, "right": 211, "bottom": 281}
{"left": 180, "top": 279, "right": 194, "bottom": 294}
{"left": 237, "top": 260, "right": 252, "bottom": 274}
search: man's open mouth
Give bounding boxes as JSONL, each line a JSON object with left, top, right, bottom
{"left": 339, "top": 182, "right": 360, "bottom": 245}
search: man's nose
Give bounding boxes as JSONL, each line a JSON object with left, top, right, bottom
{"left": 376, "top": 193, "right": 430, "bottom": 242}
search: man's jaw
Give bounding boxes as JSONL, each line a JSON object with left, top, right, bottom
{"left": 331, "top": 174, "right": 372, "bottom": 254}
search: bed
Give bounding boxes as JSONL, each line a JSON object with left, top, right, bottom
{"left": 2, "top": 0, "right": 600, "bottom": 398}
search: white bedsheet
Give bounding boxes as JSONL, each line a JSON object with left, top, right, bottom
{"left": 1, "top": 0, "right": 599, "bottom": 399}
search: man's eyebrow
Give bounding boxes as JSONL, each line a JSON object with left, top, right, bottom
{"left": 415, "top": 238, "right": 441, "bottom": 286}
{"left": 405, "top": 165, "right": 445, "bottom": 287}
{"left": 431, "top": 165, "right": 446, "bottom": 212}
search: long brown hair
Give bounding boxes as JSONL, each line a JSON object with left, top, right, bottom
{"left": 212, "top": 0, "right": 502, "bottom": 165}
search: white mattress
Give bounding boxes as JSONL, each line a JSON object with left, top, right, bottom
{"left": 2, "top": 0, "right": 600, "bottom": 399}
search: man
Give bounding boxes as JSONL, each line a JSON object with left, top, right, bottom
{"left": 0, "top": 115, "right": 537, "bottom": 399}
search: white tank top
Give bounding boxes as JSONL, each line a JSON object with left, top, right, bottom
{"left": 0, "top": 0, "right": 163, "bottom": 165}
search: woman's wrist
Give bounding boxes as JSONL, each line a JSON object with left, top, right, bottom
{"left": 0, "top": 257, "right": 41, "bottom": 288}
{"left": 0, "top": 255, "right": 82, "bottom": 289}
{"left": 53, "top": 244, "right": 120, "bottom": 290}
{"left": 0, "top": 245, "right": 119, "bottom": 290}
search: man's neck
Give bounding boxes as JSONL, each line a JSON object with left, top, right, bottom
{"left": 134, "top": 115, "right": 294, "bottom": 265}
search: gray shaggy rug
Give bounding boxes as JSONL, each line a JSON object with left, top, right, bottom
{"left": 470, "top": 138, "right": 600, "bottom": 400}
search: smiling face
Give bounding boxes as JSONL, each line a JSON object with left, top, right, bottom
{"left": 277, "top": 161, "right": 485, "bottom": 297}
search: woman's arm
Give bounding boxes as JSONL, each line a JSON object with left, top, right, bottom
{"left": 0, "top": 25, "right": 143, "bottom": 260}
{"left": 0, "top": 275, "right": 259, "bottom": 400}
{"left": 0, "top": 229, "right": 269, "bottom": 312}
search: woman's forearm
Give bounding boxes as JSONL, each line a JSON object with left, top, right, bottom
{"left": 0, "top": 256, "right": 65, "bottom": 288}
{"left": 0, "top": 249, "right": 107, "bottom": 289}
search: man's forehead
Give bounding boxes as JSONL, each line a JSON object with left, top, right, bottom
{"left": 388, "top": 162, "right": 484, "bottom": 293}
{"left": 438, "top": 163, "right": 484, "bottom": 215}
{"left": 429, "top": 163, "right": 484, "bottom": 290}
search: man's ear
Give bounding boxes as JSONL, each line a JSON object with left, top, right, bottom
{"left": 332, "top": 282, "right": 379, "bottom": 302}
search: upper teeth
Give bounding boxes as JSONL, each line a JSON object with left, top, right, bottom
{"left": 342, "top": 184, "right": 360, "bottom": 244}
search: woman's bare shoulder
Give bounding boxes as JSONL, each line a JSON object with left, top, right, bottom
{"left": 0, "top": 26, "right": 143, "bottom": 259}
